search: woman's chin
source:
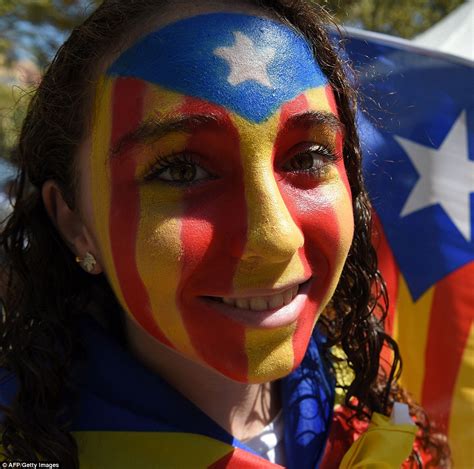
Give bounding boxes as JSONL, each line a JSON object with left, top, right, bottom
{"left": 212, "top": 365, "right": 297, "bottom": 385}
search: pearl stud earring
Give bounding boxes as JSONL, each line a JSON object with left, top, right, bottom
{"left": 75, "top": 252, "right": 97, "bottom": 273}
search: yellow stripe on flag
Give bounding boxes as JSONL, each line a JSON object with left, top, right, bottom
{"left": 74, "top": 431, "right": 234, "bottom": 469}
{"left": 448, "top": 322, "right": 474, "bottom": 468}
{"left": 393, "top": 274, "right": 434, "bottom": 402}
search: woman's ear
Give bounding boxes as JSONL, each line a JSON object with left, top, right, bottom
{"left": 42, "top": 180, "right": 103, "bottom": 274}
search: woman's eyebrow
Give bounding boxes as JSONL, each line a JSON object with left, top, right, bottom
{"left": 284, "top": 110, "right": 344, "bottom": 133}
{"left": 110, "top": 114, "right": 220, "bottom": 158}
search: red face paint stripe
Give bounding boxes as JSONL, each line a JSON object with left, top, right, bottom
{"left": 275, "top": 90, "right": 352, "bottom": 370}
{"left": 324, "top": 85, "right": 351, "bottom": 199}
{"left": 274, "top": 93, "right": 317, "bottom": 368}
{"left": 421, "top": 261, "right": 474, "bottom": 433}
{"left": 109, "top": 77, "right": 172, "bottom": 347}
{"left": 176, "top": 97, "right": 249, "bottom": 381}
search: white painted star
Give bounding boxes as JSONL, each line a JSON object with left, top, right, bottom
{"left": 395, "top": 111, "right": 474, "bottom": 241}
{"left": 214, "top": 31, "right": 275, "bottom": 88}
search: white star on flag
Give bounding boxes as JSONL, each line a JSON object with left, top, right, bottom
{"left": 395, "top": 111, "right": 474, "bottom": 241}
{"left": 214, "top": 31, "right": 276, "bottom": 88}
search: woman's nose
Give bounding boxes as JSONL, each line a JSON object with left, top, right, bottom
{"left": 238, "top": 168, "right": 304, "bottom": 263}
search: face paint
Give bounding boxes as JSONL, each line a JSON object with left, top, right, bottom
{"left": 90, "top": 13, "right": 354, "bottom": 383}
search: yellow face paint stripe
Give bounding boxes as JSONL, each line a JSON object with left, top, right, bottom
{"left": 134, "top": 85, "right": 199, "bottom": 358}
{"left": 229, "top": 111, "right": 306, "bottom": 381}
{"left": 231, "top": 112, "right": 306, "bottom": 291}
{"left": 305, "top": 87, "right": 334, "bottom": 114}
{"left": 246, "top": 324, "right": 296, "bottom": 381}
{"left": 90, "top": 76, "right": 127, "bottom": 308}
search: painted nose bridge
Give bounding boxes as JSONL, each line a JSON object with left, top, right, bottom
{"left": 241, "top": 166, "right": 304, "bottom": 262}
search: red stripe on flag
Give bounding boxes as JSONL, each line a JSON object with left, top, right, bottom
{"left": 421, "top": 261, "right": 474, "bottom": 432}
{"left": 371, "top": 212, "right": 399, "bottom": 335}
{"left": 371, "top": 212, "right": 400, "bottom": 376}
{"left": 208, "top": 447, "right": 283, "bottom": 469}
{"left": 109, "top": 77, "right": 172, "bottom": 346}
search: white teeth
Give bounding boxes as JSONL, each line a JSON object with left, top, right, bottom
{"left": 220, "top": 285, "right": 299, "bottom": 311}
{"left": 268, "top": 293, "right": 284, "bottom": 309}
{"left": 283, "top": 289, "right": 293, "bottom": 306}
{"left": 250, "top": 297, "right": 268, "bottom": 311}
{"left": 236, "top": 298, "right": 250, "bottom": 309}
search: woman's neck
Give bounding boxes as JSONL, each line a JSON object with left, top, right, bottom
{"left": 124, "top": 314, "right": 281, "bottom": 440}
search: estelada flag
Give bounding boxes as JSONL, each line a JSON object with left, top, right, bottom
{"left": 344, "top": 28, "right": 474, "bottom": 467}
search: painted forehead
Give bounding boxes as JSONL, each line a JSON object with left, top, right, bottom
{"left": 107, "top": 13, "right": 329, "bottom": 123}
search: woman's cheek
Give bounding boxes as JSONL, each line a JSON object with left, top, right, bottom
{"left": 281, "top": 172, "right": 354, "bottom": 306}
{"left": 311, "top": 180, "right": 353, "bottom": 301}
{"left": 133, "top": 184, "right": 200, "bottom": 356}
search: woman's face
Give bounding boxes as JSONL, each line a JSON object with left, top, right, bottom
{"left": 84, "top": 10, "right": 354, "bottom": 383}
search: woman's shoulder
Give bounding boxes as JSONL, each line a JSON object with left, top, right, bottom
{"left": 321, "top": 404, "right": 435, "bottom": 468}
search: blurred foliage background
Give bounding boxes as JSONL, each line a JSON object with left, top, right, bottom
{"left": 0, "top": 0, "right": 465, "bottom": 159}
{"left": 324, "top": 0, "right": 464, "bottom": 37}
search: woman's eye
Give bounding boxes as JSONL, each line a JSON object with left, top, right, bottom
{"left": 143, "top": 154, "right": 212, "bottom": 185}
{"left": 159, "top": 162, "right": 209, "bottom": 183}
{"left": 282, "top": 145, "right": 337, "bottom": 175}
{"left": 286, "top": 152, "right": 321, "bottom": 171}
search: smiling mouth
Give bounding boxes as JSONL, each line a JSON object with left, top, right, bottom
{"left": 200, "top": 279, "right": 313, "bottom": 328}
{"left": 204, "top": 279, "right": 311, "bottom": 312}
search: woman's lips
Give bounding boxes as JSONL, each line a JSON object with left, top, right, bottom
{"left": 200, "top": 278, "right": 313, "bottom": 329}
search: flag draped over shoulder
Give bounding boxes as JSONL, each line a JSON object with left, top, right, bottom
{"left": 344, "top": 28, "right": 474, "bottom": 468}
{"left": 67, "top": 315, "right": 335, "bottom": 469}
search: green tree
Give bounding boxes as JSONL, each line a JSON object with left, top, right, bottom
{"left": 320, "top": 0, "right": 465, "bottom": 38}
{"left": 0, "top": 0, "right": 100, "bottom": 68}
{"left": 0, "top": 0, "right": 99, "bottom": 157}
{"left": 0, "top": 81, "right": 31, "bottom": 159}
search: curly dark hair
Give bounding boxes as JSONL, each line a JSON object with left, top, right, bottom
{"left": 0, "top": 0, "right": 450, "bottom": 466}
